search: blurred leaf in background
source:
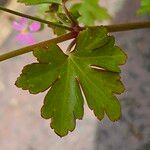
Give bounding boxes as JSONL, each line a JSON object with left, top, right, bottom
{"left": 138, "top": 0, "right": 150, "bottom": 14}
{"left": 36, "top": 3, "right": 68, "bottom": 35}
{"left": 70, "top": 0, "right": 111, "bottom": 25}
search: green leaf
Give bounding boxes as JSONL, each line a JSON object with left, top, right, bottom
{"left": 51, "top": 24, "right": 67, "bottom": 35}
{"left": 16, "top": 27, "right": 127, "bottom": 137}
{"left": 138, "top": 0, "right": 150, "bottom": 14}
{"left": 70, "top": 3, "right": 81, "bottom": 20}
{"left": 17, "top": 0, "right": 61, "bottom": 5}
{"left": 70, "top": 0, "right": 111, "bottom": 25}
{"left": 50, "top": 13, "right": 69, "bottom": 36}
{"left": 36, "top": 4, "right": 68, "bottom": 35}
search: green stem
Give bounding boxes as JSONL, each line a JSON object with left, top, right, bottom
{"left": 0, "top": 6, "right": 72, "bottom": 31}
{"left": 105, "top": 21, "right": 150, "bottom": 32}
{"left": 0, "top": 32, "right": 76, "bottom": 62}
{"left": 0, "top": 21, "right": 150, "bottom": 62}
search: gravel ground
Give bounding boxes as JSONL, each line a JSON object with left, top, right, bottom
{"left": 0, "top": 0, "right": 150, "bottom": 150}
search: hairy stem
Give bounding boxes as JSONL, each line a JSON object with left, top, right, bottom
{"left": 0, "top": 6, "right": 72, "bottom": 30}
{"left": 0, "top": 32, "right": 76, "bottom": 62}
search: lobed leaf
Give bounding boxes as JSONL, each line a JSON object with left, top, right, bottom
{"left": 16, "top": 27, "right": 127, "bottom": 137}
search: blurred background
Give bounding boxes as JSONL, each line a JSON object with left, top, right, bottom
{"left": 0, "top": 0, "right": 150, "bottom": 149}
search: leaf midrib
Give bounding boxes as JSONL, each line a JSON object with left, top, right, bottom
{"left": 69, "top": 56, "right": 107, "bottom": 108}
